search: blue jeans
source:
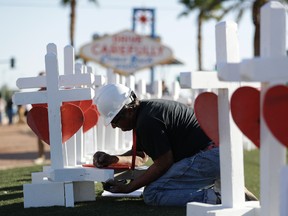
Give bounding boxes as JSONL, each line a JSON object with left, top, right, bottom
{"left": 143, "top": 147, "right": 220, "bottom": 206}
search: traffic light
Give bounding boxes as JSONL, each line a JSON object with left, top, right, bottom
{"left": 10, "top": 57, "right": 15, "bottom": 68}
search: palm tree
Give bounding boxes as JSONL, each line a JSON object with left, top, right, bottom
{"left": 61, "top": 0, "right": 98, "bottom": 47}
{"left": 178, "top": 0, "right": 226, "bottom": 70}
{"left": 179, "top": 0, "right": 288, "bottom": 64}
{"left": 222, "top": 0, "right": 288, "bottom": 56}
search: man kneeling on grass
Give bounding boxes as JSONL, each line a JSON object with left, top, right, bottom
{"left": 93, "top": 83, "right": 258, "bottom": 206}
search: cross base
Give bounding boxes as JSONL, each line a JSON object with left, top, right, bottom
{"left": 24, "top": 166, "right": 114, "bottom": 208}
{"left": 24, "top": 181, "right": 96, "bottom": 208}
{"left": 187, "top": 201, "right": 260, "bottom": 216}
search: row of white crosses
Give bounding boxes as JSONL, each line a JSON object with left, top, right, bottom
{"left": 183, "top": 1, "right": 287, "bottom": 216}
{"left": 180, "top": 71, "right": 260, "bottom": 216}
{"left": 13, "top": 44, "right": 113, "bottom": 207}
{"left": 217, "top": 2, "right": 287, "bottom": 216}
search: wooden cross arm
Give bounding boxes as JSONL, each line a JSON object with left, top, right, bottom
{"left": 218, "top": 57, "right": 288, "bottom": 82}
{"left": 180, "top": 71, "right": 230, "bottom": 89}
{"left": 59, "top": 88, "right": 95, "bottom": 102}
{"left": 12, "top": 88, "right": 94, "bottom": 106}
{"left": 13, "top": 91, "right": 47, "bottom": 105}
{"left": 16, "top": 73, "right": 95, "bottom": 89}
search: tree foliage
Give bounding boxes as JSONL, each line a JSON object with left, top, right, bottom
{"left": 179, "top": 0, "right": 288, "bottom": 70}
{"left": 60, "top": 0, "right": 98, "bottom": 47}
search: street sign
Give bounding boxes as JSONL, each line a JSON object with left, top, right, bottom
{"left": 79, "top": 30, "right": 173, "bottom": 75}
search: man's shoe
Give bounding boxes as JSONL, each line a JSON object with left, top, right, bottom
{"left": 245, "top": 187, "right": 258, "bottom": 201}
{"left": 213, "top": 180, "right": 258, "bottom": 203}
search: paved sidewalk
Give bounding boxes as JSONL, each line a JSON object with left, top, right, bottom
{"left": 0, "top": 123, "right": 50, "bottom": 170}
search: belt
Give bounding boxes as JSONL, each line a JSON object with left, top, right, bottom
{"left": 204, "top": 142, "right": 217, "bottom": 151}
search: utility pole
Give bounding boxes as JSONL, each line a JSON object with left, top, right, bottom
{"left": 0, "top": 57, "right": 16, "bottom": 68}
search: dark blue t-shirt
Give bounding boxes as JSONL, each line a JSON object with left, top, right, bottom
{"left": 135, "top": 99, "right": 211, "bottom": 162}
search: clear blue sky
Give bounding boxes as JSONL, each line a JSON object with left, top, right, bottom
{"left": 0, "top": 0, "right": 255, "bottom": 91}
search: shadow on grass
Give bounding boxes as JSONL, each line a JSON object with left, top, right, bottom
{"left": 0, "top": 196, "right": 186, "bottom": 216}
{"left": 0, "top": 185, "right": 23, "bottom": 191}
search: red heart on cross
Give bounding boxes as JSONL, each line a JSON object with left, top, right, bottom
{"left": 80, "top": 100, "right": 93, "bottom": 112}
{"left": 83, "top": 104, "right": 100, "bottom": 133}
{"left": 64, "top": 100, "right": 96, "bottom": 133}
{"left": 64, "top": 101, "right": 80, "bottom": 107}
{"left": 27, "top": 103, "right": 84, "bottom": 144}
{"left": 230, "top": 86, "right": 260, "bottom": 148}
{"left": 263, "top": 85, "right": 288, "bottom": 147}
{"left": 32, "top": 103, "right": 47, "bottom": 108}
{"left": 194, "top": 92, "right": 219, "bottom": 146}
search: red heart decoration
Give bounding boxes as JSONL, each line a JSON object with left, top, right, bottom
{"left": 83, "top": 105, "right": 100, "bottom": 133}
{"left": 230, "top": 86, "right": 260, "bottom": 148}
{"left": 27, "top": 106, "right": 49, "bottom": 143}
{"left": 263, "top": 85, "right": 288, "bottom": 147}
{"left": 27, "top": 103, "right": 84, "bottom": 144}
{"left": 32, "top": 103, "right": 48, "bottom": 108}
{"left": 194, "top": 92, "right": 219, "bottom": 146}
{"left": 80, "top": 100, "right": 93, "bottom": 112}
{"left": 63, "top": 101, "right": 80, "bottom": 107}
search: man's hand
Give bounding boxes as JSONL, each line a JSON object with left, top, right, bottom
{"left": 103, "top": 179, "right": 133, "bottom": 194}
{"left": 93, "top": 151, "right": 118, "bottom": 168}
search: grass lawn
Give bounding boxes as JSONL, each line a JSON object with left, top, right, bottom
{"left": 0, "top": 150, "right": 261, "bottom": 216}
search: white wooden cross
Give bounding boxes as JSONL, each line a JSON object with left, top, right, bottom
{"left": 13, "top": 43, "right": 114, "bottom": 208}
{"left": 217, "top": 2, "right": 287, "bottom": 216}
{"left": 180, "top": 69, "right": 260, "bottom": 216}
{"left": 13, "top": 43, "right": 95, "bottom": 170}
{"left": 14, "top": 44, "right": 115, "bottom": 183}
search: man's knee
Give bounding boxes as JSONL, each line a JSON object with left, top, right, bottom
{"left": 143, "top": 187, "right": 157, "bottom": 206}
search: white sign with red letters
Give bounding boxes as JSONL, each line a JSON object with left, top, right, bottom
{"left": 80, "top": 30, "right": 173, "bottom": 75}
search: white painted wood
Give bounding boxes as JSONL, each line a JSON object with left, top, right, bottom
{"left": 45, "top": 52, "right": 64, "bottom": 169}
{"left": 127, "top": 75, "right": 135, "bottom": 91}
{"left": 187, "top": 202, "right": 260, "bottom": 216}
{"left": 16, "top": 76, "right": 46, "bottom": 89}
{"left": 64, "top": 45, "right": 77, "bottom": 167}
{"left": 171, "top": 81, "right": 180, "bottom": 100}
{"left": 186, "top": 8, "right": 261, "bottom": 215}
{"left": 218, "top": 88, "right": 245, "bottom": 208}
{"left": 47, "top": 43, "right": 57, "bottom": 55}
{"left": 180, "top": 71, "right": 231, "bottom": 89}
{"left": 73, "top": 181, "right": 96, "bottom": 202}
{"left": 50, "top": 167, "right": 113, "bottom": 182}
{"left": 215, "top": 21, "right": 240, "bottom": 82}
{"left": 215, "top": 20, "right": 246, "bottom": 208}
{"left": 137, "top": 79, "right": 147, "bottom": 98}
{"left": 31, "top": 172, "right": 49, "bottom": 183}
{"left": 64, "top": 182, "right": 74, "bottom": 207}
{"left": 64, "top": 45, "right": 74, "bottom": 75}
{"left": 76, "top": 127, "right": 84, "bottom": 164}
{"left": 107, "top": 68, "right": 120, "bottom": 84}
{"left": 13, "top": 43, "right": 119, "bottom": 208}
{"left": 24, "top": 183, "right": 65, "bottom": 208}
{"left": 259, "top": 3, "right": 287, "bottom": 216}
{"left": 16, "top": 73, "right": 94, "bottom": 89}
{"left": 94, "top": 75, "right": 106, "bottom": 87}
{"left": 280, "top": 167, "right": 288, "bottom": 216}
{"left": 153, "top": 80, "right": 162, "bottom": 98}
{"left": 240, "top": 57, "right": 288, "bottom": 82}
{"left": 13, "top": 91, "right": 47, "bottom": 105}
{"left": 215, "top": 2, "right": 287, "bottom": 216}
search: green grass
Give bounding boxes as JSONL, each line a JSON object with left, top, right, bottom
{"left": 0, "top": 150, "right": 261, "bottom": 216}
{"left": 244, "top": 149, "right": 260, "bottom": 198}
{"left": 0, "top": 165, "right": 185, "bottom": 216}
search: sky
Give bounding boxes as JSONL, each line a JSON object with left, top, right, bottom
{"left": 0, "top": 0, "right": 256, "bottom": 93}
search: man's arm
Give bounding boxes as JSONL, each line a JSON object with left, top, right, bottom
{"left": 105, "top": 150, "right": 174, "bottom": 193}
{"left": 93, "top": 150, "right": 148, "bottom": 168}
